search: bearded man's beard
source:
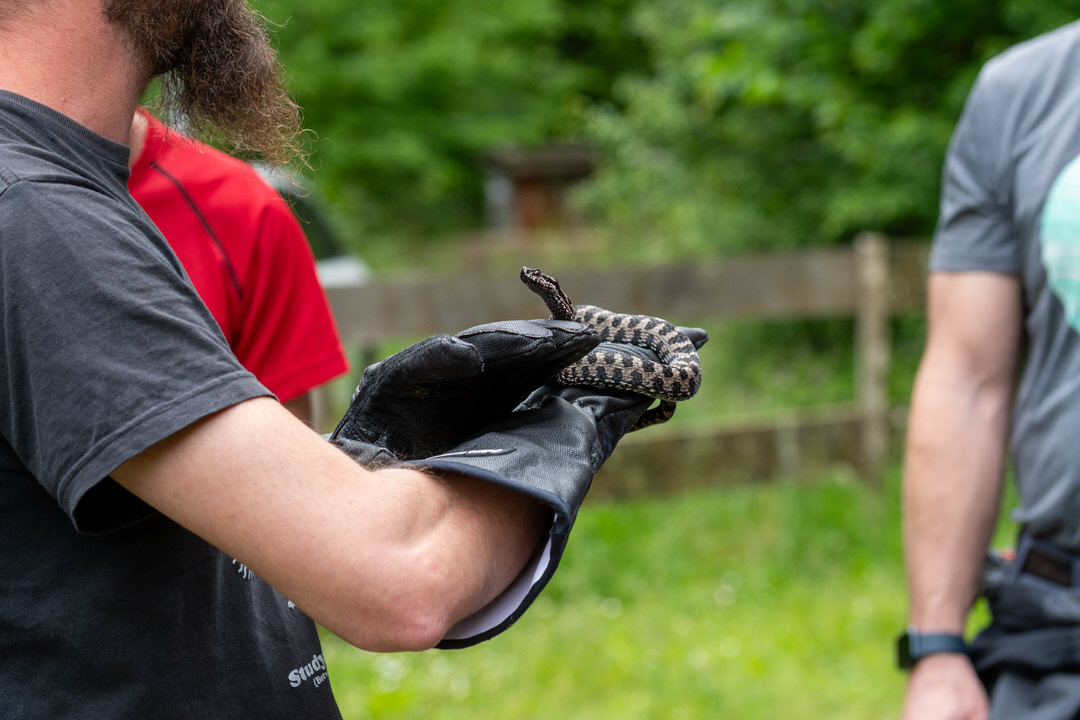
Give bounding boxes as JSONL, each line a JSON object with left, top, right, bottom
{"left": 104, "top": 0, "right": 305, "bottom": 167}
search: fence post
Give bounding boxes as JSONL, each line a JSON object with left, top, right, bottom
{"left": 855, "top": 232, "right": 890, "bottom": 487}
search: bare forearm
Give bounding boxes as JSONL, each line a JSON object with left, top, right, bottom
{"left": 902, "top": 273, "right": 1022, "bottom": 637}
{"left": 114, "top": 397, "right": 550, "bottom": 651}
{"left": 292, "top": 462, "right": 550, "bottom": 651}
{"left": 903, "top": 370, "right": 1010, "bottom": 632}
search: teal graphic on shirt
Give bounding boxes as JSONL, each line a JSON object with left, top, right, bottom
{"left": 1043, "top": 153, "right": 1080, "bottom": 332}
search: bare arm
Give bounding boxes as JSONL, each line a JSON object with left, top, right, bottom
{"left": 901, "top": 271, "right": 1023, "bottom": 719}
{"left": 112, "top": 396, "right": 550, "bottom": 653}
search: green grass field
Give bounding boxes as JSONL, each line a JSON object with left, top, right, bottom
{"left": 321, "top": 468, "right": 917, "bottom": 719}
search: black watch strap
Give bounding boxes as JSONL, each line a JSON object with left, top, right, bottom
{"left": 897, "top": 629, "right": 967, "bottom": 670}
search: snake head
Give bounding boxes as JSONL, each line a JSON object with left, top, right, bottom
{"left": 520, "top": 266, "right": 556, "bottom": 290}
{"left": 520, "top": 266, "right": 575, "bottom": 320}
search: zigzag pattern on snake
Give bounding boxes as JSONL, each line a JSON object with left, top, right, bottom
{"left": 520, "top": 266, "right": 702, "bottom": 429}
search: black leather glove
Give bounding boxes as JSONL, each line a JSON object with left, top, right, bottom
{"left": 421, "top": 325, "right": 708, "bottom": 648}
{"left": 330, "top": 318, "right": 601, "bottom": 461}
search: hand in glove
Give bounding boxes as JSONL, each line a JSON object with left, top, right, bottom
{"left": 417, "top": 325, "right": 708, "bottom": 648}
{"left": 330, "top": 318, "right": 601, "bottom": 461}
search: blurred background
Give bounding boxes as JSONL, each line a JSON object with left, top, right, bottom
{"left": 249, "top": 0, "right": 1067, "bottom": 716}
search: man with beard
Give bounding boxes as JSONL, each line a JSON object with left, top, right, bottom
{"left": 0, "top": 2, "right": 702, "bottom": 717}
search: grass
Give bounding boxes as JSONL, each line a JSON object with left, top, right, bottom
{"left": 321, "top": 464, "right": 1020, "bottom": 719}
{"left": 321, "top": 467, "right": 912, "bottom": 719}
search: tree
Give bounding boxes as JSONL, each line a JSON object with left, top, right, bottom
{"left": 575, "top": 0, "right": 1080, "bottom": 257}
{"left": 258, "top": 0, "right": 647, "bottom": 249}
{"left": 256, "top": 0, "right": 1080, "bottom": 259}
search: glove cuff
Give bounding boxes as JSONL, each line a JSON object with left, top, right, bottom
{"left": 329, "top": 436, "right": 401, "bottom": 469}
{"left": 407, "top": 454, "right": 580, "bottom": 649}
{"left": 405, "top": 401, "right": 599, "bottom": 648}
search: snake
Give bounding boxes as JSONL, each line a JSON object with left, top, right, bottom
{"left": 520, "top": 266, "right": 702, "bottom": 429}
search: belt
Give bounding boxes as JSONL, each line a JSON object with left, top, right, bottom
{"left": 1014, "top": 535, "right": 1080, "bottom": 588}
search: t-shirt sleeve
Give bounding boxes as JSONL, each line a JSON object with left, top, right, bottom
{"left": 0, "top": 179, "right": 272, "bottom": 533}
{"left": 230, "top": 192, "right": 349, "bottom": 403}
{"left": 930, "top": 64, "right": 1023, "bottom": 274}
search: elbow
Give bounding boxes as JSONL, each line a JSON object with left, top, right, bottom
{"left": 331, "top": 598, "right": 454, "bottom": 654}
{"left": 330, "top": 553, "right": 461, "bottom": 653}
{"left": 343, "top": 613, "right": 449, "bottom": 654}
{"left": 369, "top": 600, "right": 454, "bottom": 653}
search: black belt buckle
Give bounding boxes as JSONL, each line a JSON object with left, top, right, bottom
{"left": 1014, "top": 535, "right": 1077, "bottom": 588}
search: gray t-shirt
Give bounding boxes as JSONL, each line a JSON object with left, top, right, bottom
{"left": 0, "top": 91, "right": 341, "bottom": 718}
{"left": 931, "top": 20, "right": 1080, "bottom": 549}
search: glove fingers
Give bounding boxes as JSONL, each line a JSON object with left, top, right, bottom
{"left": 333, "top": 336, "right": 485, "bottom": 453}
{"left": 676, "top": 326, "right": 709, "bottom": 350}
{"left": 525, "top": 319, "right": 604, "bottom": 373}
{"left": 369, "top": 335, "right": 484, "bottom": 389}
{"left": 456, "top": 319, "right": 599, "bottom": 374}
{"left": 335, "top": 320, "right": 601, "bottom": 461}
{"left": 454, "top": 320, "right": 601, "bottom": 413}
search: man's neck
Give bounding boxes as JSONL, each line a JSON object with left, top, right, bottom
{"left": 0, "top": 2, "right": 147, "bottom": 144}
{"left": 128, "top": 107, "right": 149, "bottom": 169}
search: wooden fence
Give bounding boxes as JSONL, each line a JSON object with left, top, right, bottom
{"left": 320, "top": 233, "right": 930, "bottom": 498}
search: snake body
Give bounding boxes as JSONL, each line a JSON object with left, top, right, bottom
{"left": 520, "top": 266, "right": 701, "bottom": 429}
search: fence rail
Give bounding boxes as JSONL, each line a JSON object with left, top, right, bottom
{"left": 321, "top": 234, "right": 930, "bottom": 495}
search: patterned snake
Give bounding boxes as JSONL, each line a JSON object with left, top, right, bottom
{"left": 520, "top": 266, "right": 702, "bottom": 429}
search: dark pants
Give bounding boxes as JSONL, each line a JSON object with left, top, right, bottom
{"left": 986, "top": 673, "right": 1080, "bottom": 720}
{"left": 971, "top": 536, "right": 1080, "bottom": 719}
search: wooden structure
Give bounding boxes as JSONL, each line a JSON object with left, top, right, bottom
{"left": 320, "top": 234, "right": 929, "bottom": 497}
{"left": 482, "top": 145, "right": 594, "bottom": 230}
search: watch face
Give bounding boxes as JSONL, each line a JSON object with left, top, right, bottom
{"left": 896, "top": 632, "right": 914, "bottom": 670}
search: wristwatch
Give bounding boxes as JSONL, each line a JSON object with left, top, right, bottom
{"left": 896, "top": 628, "right": 967, "bottom": 670}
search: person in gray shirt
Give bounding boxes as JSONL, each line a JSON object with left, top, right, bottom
{"left": 901, "top": 19, "right": 1080, "bottom": 720}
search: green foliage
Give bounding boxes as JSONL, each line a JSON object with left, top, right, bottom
{"left": 253, "top": 0, "right": 1080, "bottom": 263}
{"left": 574, "top": 0, "right": 1080, "bottom": 258}
{"left": 256, "top": 0, "right": 646, "bottom": 249}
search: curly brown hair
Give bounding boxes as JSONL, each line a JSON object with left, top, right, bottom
{"left": 104, "top": 0, "right": 307, "bottom": 168}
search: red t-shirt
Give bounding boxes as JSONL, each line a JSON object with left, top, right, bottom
{"left": 128, "top": 111, "right": 348, "bottom": 402}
